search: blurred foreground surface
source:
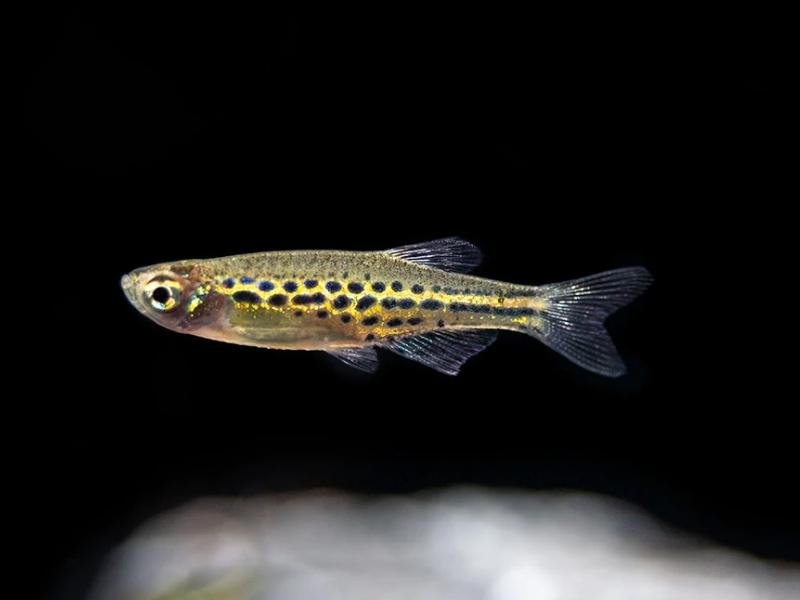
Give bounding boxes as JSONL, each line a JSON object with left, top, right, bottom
{"left": 90, "top": 488, "right": 800, "bottom": 600}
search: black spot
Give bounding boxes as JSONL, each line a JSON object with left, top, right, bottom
{"left": 437, "top": 319, "right": 445, "bottom": 327}
{"left": 304, "top": 279, "right": 318, "bottom": 288}
{"left": 420, "top": 299, "right": 443, "bottom": 310}
{"left": 152, "top": 286, "right": 170, "bottom": 304}
{"left": 387, "top": 318, "right": 403, "bottom": 327}
{"left": 222, "top": 278, "right": 235, "bottom": 289}
{"left": 326, "top": 281, "right": 342, "bottom": 293}
{"left": 399, "top": 299, "right": 416, "bottom": 309}
{"left": 364, "top": 273, "right": 371, "bottom": 280}
{"left": 362, "top": 316, "right": 379, "bottom": 326}
{"left": 408, "top": 317, "right": 423, "bottom": 325}
{"left": 432, "top": 285, "right": 441, "bottom": 293}
{"left": 310, "top": 292, "right": 326, "bottom": 304}
{"left": 269, "top": 294, "right": 287, "bottom": 306}
{"left": 347, "top": 282, "right": 363, "bottom": 294}
{"left": 341, "top": 314, "right": 352, "bottom": 323}
{"left": 232, "top": 291, "right": 261, "bottom": 304}
{"left": 317, "top": 310, "right": 328, "bottom": 318}
{"left": 240, "top": 276, "right": 254, "bottom": 284}
{"left": 283, "top": 281, "right": 298, "bottom": 292}
{"left": 333, "top": 295, "right": 351, "bottom": 309}
{"left": 391, "top": 281, "right": 403, "bottom": 292}
{"left": 372, "top": 281, "right": 386, "bottom": 292}
{"left": 365, "top": 333, "right": 375, "bottom": 341}
{"left": 292, "top": 294, "right": 313, "bottom": 305}
{"left": 294, "top": 310, "right": 303, "bottom": 317}
{"left": 411, "top": 284, "right": 424, "bottom": 294}
{"left": 342, "top": 272, "right": 349, "bottom": 278}
{"left": 381, "top": 298, "right": 397, "bottom": 309}
{"left": 356, "top": 296, "right": 377, "bottom": 311}
{"left": 259, "top": 281, "right": 274, "bottom": 291}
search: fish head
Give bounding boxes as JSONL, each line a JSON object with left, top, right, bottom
{"left": 121, "top": 261, "right": 228, "bottom": 333}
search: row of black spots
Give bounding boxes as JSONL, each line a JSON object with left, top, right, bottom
{"left": 356, "top": 296, "right": 377, "bottom": 311}
{"left": 448, "top": 302, "right": 536, "bottom": 317}
{"left": 420, "top": 299, "right": 443, "bottom": 310}
{"left": 379, "top": 298, "right": 420, "bottom": 310}
{"left": 232, "top": 290, "right": 261, "bottom": 304}
{"left": 493, "top": 307, "right": 536, "bottom": 316}
{"left": 291, "top": 293, "right": 326, "bottom": 305}
{"left": 360, "top": 316, "right": 424, "bottom": 327}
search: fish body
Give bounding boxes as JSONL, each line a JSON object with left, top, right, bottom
{"left": 122, "top": 238, "right": 651, "bottom": 376}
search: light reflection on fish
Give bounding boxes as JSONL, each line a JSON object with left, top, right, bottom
{"left": 121, "top": 238, "right": 651, "bottom": 376}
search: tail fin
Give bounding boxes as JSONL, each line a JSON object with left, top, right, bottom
{"left": 531, "top": 267, "right": 652, "bottom": 377}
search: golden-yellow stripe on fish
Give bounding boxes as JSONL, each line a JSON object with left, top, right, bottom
{"left": 121, "top": 238, "right": 651, "bottom": 376}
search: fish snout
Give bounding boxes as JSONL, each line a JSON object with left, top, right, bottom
{"left": 121, "top": 273, "right": 139, "bottom": 306}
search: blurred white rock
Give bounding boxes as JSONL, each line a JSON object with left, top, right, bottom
{"left": 89, "top": 488, "right": 800, "bottom": 600}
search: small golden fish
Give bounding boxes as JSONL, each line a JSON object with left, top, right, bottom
{"left": 121, "top": 238, "right": 651, "bottom": 376}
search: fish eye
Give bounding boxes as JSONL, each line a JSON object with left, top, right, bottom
{"left": 144, "top": 279, "right": 182, "bottom": 312}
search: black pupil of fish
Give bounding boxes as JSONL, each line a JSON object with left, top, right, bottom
{"left": 152, "top": 286, "right": 171, "bottom": 304}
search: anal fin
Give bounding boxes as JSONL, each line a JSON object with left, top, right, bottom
{"left": 385, "top": 329, "right": 496, "bottom": 375}
{"left": 325, "top": 347, "right": 379, "bottom": 373}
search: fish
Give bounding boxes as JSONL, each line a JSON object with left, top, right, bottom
{"left": 121, "top": 237, "right": 651, "bottom": 376}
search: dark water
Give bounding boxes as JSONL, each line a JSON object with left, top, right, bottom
{"left": 21, "top": 5, "right": 791, "bottom": 598}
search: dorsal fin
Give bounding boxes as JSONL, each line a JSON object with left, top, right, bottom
{"left": 383, "top": 237, "right": 482, "bottom": 273}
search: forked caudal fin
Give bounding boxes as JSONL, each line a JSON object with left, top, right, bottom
{"left": 530, "top": 267, "right": 652, "bottom": 377}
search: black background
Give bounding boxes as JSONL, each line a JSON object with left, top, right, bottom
{"left": 22, "top": 5, "right": 792, "bottom": 599}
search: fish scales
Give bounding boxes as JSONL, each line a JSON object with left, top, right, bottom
{"left": 210, "top": 250, "right": 545, "bottom": 344}
{"left": 122, "top": 238, "right": 651, "bottom": 376}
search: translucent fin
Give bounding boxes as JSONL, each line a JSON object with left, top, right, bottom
{"left": 383, "top": 237, "right": 482, "bottom": 273}
{"left": 531, "top": 267, "right": 652, "bottom": 377}
{"left": 325, "top": 347, "right": 379, "bottom": 373}
{"left": 385, "top": 329, "right": 497, "bottom": 375}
